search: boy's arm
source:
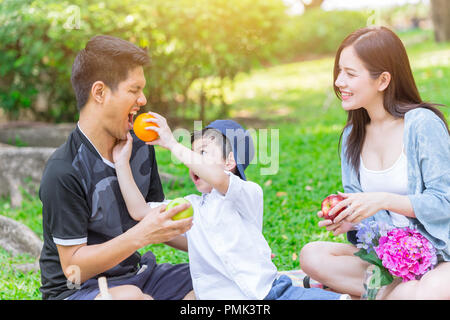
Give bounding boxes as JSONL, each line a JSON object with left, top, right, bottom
{"left": 113, "top": 133, "right": 153, "bottom": 220}
{"left": 164, "top": 235, "right": 188, "bottom": 252}
{"left": 115, "top": 161, "right": 150, "bottom": 220}
{"left": 144, "top": 112, "right": 230, "bottom": 194}
{"left": 171, "top": 143, "right": 230, "bottom": 194}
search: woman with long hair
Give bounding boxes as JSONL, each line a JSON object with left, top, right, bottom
{"left": 299, "top": 26, "right": 450, "bottom": 299}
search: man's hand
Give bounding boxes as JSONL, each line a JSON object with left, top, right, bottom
{"left": 132, "top": 203, "right": 193, "bottom": 247}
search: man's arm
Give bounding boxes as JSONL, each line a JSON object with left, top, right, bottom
{"left": 57, "top": 204, "right": 193, "bottom": 283}
{"left": 57, "top": 230, "right": 141, "bottom": 284}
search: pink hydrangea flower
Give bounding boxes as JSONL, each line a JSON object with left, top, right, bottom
{"left": 374, "top": 227, "right": 437, "bottom": 282}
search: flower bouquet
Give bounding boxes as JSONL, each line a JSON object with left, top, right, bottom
{"left": 354, "top": 220, "right": 438, "bottom": 299}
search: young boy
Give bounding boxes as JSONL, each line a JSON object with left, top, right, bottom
{"left": 113, "top": 112, "right": 348, "bottom": 300}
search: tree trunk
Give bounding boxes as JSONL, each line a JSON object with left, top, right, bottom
{"left": 430, "top": 0, "right": 450, "bottom": 42}
{"left": 301, "top": 0, "right": 324, "bottom": 11}
{"left": 218, "top": 79, "right": 229, "bottom": 118}
{"left": 199, "top": 83, "right": 206, "bottom": 123}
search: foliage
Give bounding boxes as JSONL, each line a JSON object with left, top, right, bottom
{"left": 0, "top": 27, "right": 448, "bottom": 300}
{"left": 0, "top": 0, "right": 88, "bottom": 121}
{"left": 275, "top": 8, "right": 369, "bottom": 61}
{"left": 0, "top": 0, "right": 286, "bottom": 122}
{"left": 1, "top": 1, "right": 372, "bottom": 123}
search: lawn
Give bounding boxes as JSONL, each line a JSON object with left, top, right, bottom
{"left": 0, "top": 29, "right": 449, "bottom": 300}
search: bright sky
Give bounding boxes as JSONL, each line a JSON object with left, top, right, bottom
{"left": 284, "top": 0, "right": 428, "bottom": 15}
{"left": 323, "top": 0, "right": 427, "bottom": 10}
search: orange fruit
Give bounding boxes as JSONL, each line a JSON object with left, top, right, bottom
{"left": 133, "top": 113, "right": 159, "bottom": 142}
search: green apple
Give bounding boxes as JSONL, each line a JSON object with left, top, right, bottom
{"left": 167, "top": 197, "right": 194, "bottom": 220}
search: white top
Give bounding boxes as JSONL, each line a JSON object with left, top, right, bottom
{"left": 184, "top": 171, "right": 277, "bottom": 300}
{"left": 359, "top": 150, "right": 410, "bottom": 228}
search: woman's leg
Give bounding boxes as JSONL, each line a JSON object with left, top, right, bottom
{"left": 299, "top": 241, "right": 369, "bottom": 298}
{"left": 381, "top": 261, "right": 450, "bottom": 300}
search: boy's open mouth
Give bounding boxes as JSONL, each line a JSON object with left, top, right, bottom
{"left": 192, "top": 173, "right": 200, "bottom": 184}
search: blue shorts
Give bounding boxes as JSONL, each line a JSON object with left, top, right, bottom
{"left": 66, "top": 251, "right": 193, "bottom": 300}
{"left": 264, "top": 275, "right": 343, "bottom": 300}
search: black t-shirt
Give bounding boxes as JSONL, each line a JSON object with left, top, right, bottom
{"left": 38, "top": 126, "right": 164, "bottom": 300}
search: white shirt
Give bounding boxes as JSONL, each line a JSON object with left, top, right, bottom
{"left": 184, "top": 171, "right": 277, "bottom": 300}
{"left": 359, "top": 150, "right": 410, "bottom": 228}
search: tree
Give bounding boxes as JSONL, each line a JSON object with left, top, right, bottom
{"left": 430, "top": 0, "right": 450, "bottom": 42}
{"left": 301, "top": 0, "right": 324, "bottom": 11}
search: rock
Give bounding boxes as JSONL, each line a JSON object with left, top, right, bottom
{"left": 0, "top": 146, "right": 55, "bottom": 207}
{"left": 12, "top": 261, "right": 40, "bottom": 273}
{"left": 0, "top": 214, "right": 42, "bottom": 258}
{"left": 0, "top": 122, "right": 75, "bottom": 148}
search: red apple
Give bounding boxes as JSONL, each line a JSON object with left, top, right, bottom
{"left": 321, "top": 194, "right": 345, "bottom": 221}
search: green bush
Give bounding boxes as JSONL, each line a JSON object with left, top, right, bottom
{"left": 275, "top": 9, "right": 369, "bottom": 61}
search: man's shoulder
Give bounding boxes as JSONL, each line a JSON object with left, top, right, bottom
{"left": 46, "top": 127, "right": 82, "bottom": 163}
{"left": 40, "top": 131, "right": 83, "bottom": 190}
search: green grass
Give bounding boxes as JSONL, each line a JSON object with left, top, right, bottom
{"left": 1, "top": 29, "right": 449, "bottom": 299}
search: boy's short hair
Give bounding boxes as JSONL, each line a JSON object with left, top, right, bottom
{"left": 191, "top": 120, "right": 254, "bottom": 181}
{"left": 71, "top": 35, "right": 150, "bottom": 111}
{"left": 191, "top": 128, "right": 232, "bottom": 160}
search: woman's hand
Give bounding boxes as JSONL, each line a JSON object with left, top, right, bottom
{"left": 332, "top": 191, "right": 388, "bottom": 224}
{"left": 112, "top": 132, "right": 133, "bottom": 167}
{"left": 144, "top": 112, "right": 177, "bottom": 151}
{"left": 317, "top": 210, "right": 355, "bottom": 236}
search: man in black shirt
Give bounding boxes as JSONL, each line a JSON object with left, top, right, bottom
{"left": 39, "top": 35, "right": 194, "bottom": 300}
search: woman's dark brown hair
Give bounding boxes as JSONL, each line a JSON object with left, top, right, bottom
{"left": 334, "top": 26, "right": 448, "bottom": 173}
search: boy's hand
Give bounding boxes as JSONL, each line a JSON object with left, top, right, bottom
{"left": 113, "top": 132, "right": 133, "bottom": 167}
{"left": 144, "top": 112, "right": 177, "bottom": 151}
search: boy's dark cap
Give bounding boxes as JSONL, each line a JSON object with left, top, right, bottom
{"left": 205, "top": 120, "right": 254, "bottom": 181}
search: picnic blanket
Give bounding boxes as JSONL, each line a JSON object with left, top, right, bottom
{"left": 276, "top": 269, "right": 325, "bottom": 288}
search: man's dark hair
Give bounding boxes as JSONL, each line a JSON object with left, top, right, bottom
{"left": 71, "top": 35, "right": 150, "bottom": 111}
